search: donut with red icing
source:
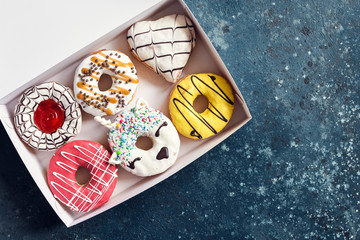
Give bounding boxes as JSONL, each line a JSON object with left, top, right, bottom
{"left": 47, "top": 140, "right": 118, "bottom": 212}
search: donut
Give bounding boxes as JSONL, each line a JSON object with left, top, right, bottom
{"left": 95, "top": 98, "right": 180, "bottom": 177}
{"left": 47, "top": 140, "right": 118, "bottom": 212}
{"left": 73, "top": 49, "right": 139, "bottom": 116}
{"left": 127, "top": 14, "right": 196, "bottom": 83}
{"left": 14, "top": 82, "right": 82, "bottom": 151}
{"left": 169, "top": 73, "right": 235, "bottom": 140}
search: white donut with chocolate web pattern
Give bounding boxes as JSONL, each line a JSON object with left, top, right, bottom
{"left": 14, "top": 82, "right": 82, "bottom": 151}
{"left": 127, "top": 14, "right": 196, "bottom": 83}
{"left": 95, "top": 98, "right": 180, "bottom": 177}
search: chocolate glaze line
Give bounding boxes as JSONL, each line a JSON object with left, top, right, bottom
{"left": 127, "top": 157, "right": 141, "bottom": 169}
{"left": 127, "top": 24, "right": 195, "bottom": 40}
{"left": 172, "top": 74, "right": 234, "bottom": 139}
{"left": 140, "top": 52, "right": 192, "bottom": 63}
{"left": 172, "top": 98, "right": 203, "bottom": 139}
{"left": 175, "top": 84, "right": 218, "bottom": 134}
{"left": 155, "top": 121, "right": 168, "bottom": 137}
{"left": 191, "top": 75, "right": 234, "bottom": 105}
{"left": 129, "top": 39, "right": 194, "bottom": 52}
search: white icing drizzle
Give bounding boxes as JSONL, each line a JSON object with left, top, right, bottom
{"left": 13, "top": 82, "right": 82, "bottom": 151}
{"left": 127, "top": 14, "right": 196, "bottom": 83}
{"left": 49, "top": 142, "right": 118, "bottom": 212}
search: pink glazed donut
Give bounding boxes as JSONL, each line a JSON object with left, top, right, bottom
{"left": 47, "top": 140, "right": 118, "bottom": 212}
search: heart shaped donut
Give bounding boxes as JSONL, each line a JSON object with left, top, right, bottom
{"left": 127, "top": 14, "right": 196, "bottom": 83}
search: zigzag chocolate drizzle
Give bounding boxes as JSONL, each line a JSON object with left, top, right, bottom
{"left": 127, "top": 14, "right": 196, "bottom": 82}
{"left": 172, "top": 74, "right": 234, "bottom": 139}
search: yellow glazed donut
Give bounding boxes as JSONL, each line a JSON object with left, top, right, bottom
{"left": 169, "top": 73, "right": 235, "bottom": 140}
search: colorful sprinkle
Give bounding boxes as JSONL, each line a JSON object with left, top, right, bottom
{"left": 107, "top": 104, "right": 163, "bottom": 166}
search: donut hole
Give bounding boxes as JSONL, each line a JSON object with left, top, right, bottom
{"left": 135, "top": 136, "right": 153, "bottom": 150}
{"left": 98, "top": 74, "right": 113, "bottom": 91}
{"left": 75, "top": 166, "right": 92, "bottom": 186}
{"left": 193, "top": 95, "right": 209, "bottom": 113}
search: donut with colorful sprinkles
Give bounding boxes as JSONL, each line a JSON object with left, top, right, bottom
{"left": 95, "top": 98, "right": 180, "bottom": 177}
{"left": 73, "top": 49, "right": 139, "bottom": 116}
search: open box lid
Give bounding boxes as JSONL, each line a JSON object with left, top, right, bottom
{"left": 0, "top": 0, "right": 161, "bottom": 99}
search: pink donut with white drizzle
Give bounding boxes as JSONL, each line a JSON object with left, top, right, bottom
{"left": 47, "top": 140, "right": 118, "bottom": 212}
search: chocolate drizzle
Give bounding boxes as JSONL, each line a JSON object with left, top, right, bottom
{"left": 156, "top": 147, "right": 169, "bottom": 160}
{"left": 155, "top": 121, "right": 168, "bottom": 137}
{"left": 127, "top": 14, "right": 196, "bottom": 82}
{"left": 127, "top": 157, "right": 141, "bottom": 169}
{"left": 172, "top": 74, "right": 234, "bottom": 139}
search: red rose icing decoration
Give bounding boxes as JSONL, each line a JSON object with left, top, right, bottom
{"left": 34, "top": 99, "right": 65, "bottom": 133}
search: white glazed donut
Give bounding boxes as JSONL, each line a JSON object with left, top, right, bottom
{"left": 73, "top": 49, "right": 139, "bottom": 116}
{"left": 95, "top": 98, "right": 180, "bottom": 177}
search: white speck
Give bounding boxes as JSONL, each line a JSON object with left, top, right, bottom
{"left": 259, "top": 147, "right": 273, "bottom": 158}
{"left": 293, "top": 52, "right": 298, "bottom": 57}
{"left": 275, "top": 96, "right": 279, "bottom": 100}
{"left": 229, "top": 192, "right": 235, "bottom": 197}
{"left": 221, "top": 143, "right": 230, "bottom": 152}
{"left": 258, "top": 186, "right": 266, "bottom": 196}
{"left": 308, "top": 51, "right": 312, "bottom": 55}
{"left": 293, "top": 19, "right": 301, "bottom": 25}
{"left": 205, "top": 214, "right": 209, "bottom": 218}
{"left": 295, "top": 37, "right": 300, "bottom": 41}
{"left": 321, "top": 133, "right": 328, "bottom": 140}
{"left": 272, "top": 178, "right": 278, "bottom": 184}
{"left": 208, "top": 19, "right": 230, "bottom": 50}
{"left": 285, "top": 65, "right": 290, "bottom": 71}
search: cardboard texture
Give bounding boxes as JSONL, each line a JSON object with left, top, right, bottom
{"left": 0, "top": 0, "right": 251, "bottom": 227}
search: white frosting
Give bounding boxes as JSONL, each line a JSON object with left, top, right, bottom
{"left": 14, "top": 82, "right": 82, "bottom": 151}
{"left": 127, "top": 14, "right": 196, "bottom": 83}
{"left": 73, "top": 50, "right": 139, "bottom": 116}
{"left": 102, "top": 98, "right": 180, "bottom": 177}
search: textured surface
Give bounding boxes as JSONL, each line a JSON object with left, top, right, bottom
{"left": 0, "top": 0, "right": 359, "bottom": 239}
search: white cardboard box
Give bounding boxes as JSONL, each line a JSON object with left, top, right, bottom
{"left": 0, "top": 0, "right": 251, "bottom": 227}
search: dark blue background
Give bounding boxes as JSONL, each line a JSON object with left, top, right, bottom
{"left": 1, "top": 0, "right": 359, "bottom": 239}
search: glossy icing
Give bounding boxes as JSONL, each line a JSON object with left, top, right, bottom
{"left": 47, "top": 140, "right": 118, "bottom": 212}
{"left": 14, "top": 82, "right": 82, "bottom": 151}
{"left": 33, "top": 99, "right": 65, "bottom": 133}
{"left": 73, "top": 50, "right": 139, "bottom": 116}
{"left": 96, "top": 98, "right": 180, "bottom": 177}
{"left": 127, "top": 14, "right": 196, "bottom": 83}
{"left": 169, "top": 73, "right": 235, "bottom": 140}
